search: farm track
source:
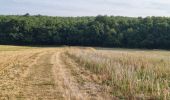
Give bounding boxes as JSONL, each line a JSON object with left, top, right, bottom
{"left": 0, "top": 49, "right": 112, "bottom": 100}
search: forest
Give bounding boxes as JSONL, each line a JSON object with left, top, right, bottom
{"left": 0, "top": 14, "right": 170, "bottom": 49}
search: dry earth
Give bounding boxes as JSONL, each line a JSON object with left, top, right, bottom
{"left": 0, "top": 48, "right": 113, "bottom": 100}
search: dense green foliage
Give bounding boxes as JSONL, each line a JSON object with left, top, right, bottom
{"left": 0, "top": 15, "right": 170, "bottom": 49}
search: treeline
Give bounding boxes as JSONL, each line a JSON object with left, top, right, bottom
{"left": 0, "top": 15, "right": 170, "bottom": 49}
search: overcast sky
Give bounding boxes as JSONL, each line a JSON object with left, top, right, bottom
{"left": 0, "top": 0, "right": 170, "bottom": 17}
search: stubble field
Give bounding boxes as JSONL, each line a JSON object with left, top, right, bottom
{"left": 0, "top": 45, "right": 170, "bottom": 100}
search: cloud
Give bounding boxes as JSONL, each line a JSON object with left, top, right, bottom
{"left": 0, "top": 0, "right": 170, "bottom": 17}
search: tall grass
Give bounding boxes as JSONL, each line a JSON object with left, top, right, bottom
{"left": 66, "top": 48, "right": 170, "bottom": 99}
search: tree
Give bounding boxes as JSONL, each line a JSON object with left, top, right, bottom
{"left": 0, "top": 15, "right": 170, "bottom": 49}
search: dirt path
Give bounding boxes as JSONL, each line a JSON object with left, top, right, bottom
{"left": 52, "top": 51, "right": 87, "bottom": 100}
{"left": 52, "top": 51, "right": 113, "bottom": 100}
{"left": 0, "top": 49, "right": 113, "bottom": 100}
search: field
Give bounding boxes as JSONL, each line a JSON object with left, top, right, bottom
{"left": 0, "top": 45, "right": 170, "bottom": 100}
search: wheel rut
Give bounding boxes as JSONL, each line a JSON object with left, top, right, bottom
{"left": 0, "top": 49, "right": 112, "bottom": 100}
{"left": 16, "top": 51, "right": 64, "bottom": 100}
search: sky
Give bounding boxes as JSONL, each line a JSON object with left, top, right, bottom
{"left": 0, "top": 0, "right": 170, "bottom": 17}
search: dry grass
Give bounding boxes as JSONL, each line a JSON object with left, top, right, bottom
{"left": 0, "top": 45, "right": 42, "bottom": 71}
{"left": 0, "top": 45, "right": 49, "bottom": 98}
{"left": 0, "top": 45, "right": 37, "bottom": 51}
{"left": 1, "top": 45, "right": 170, "bottom": 99}
{"left": 66, "top": 48, "right": 170, "bottom": 99}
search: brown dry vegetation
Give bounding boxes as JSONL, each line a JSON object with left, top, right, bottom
{"left": 0, "top": 45, "right": 113, "bottom": 100}
{"left": 66, "top": 48, "right": 170, "bottom": 99}
{"left": 0, "top": 45, "right": 170, "bottom": 100}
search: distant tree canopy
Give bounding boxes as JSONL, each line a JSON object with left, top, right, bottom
{"left": 0, "top": 15, "right": 170, "bottom": 49}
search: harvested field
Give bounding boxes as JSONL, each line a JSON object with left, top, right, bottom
{"left": 0, "top": 45, "right": 170, "bottom": 100}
